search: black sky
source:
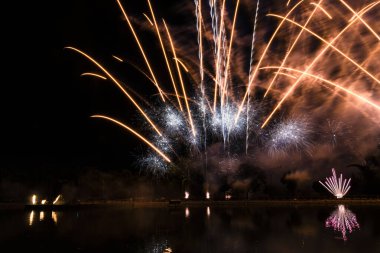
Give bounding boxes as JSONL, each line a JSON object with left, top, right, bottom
{"left": 2, "top": 0, "right": 145, "bottom": 171}
{"left": 2, "top": 0, "right": 256, "bottom": 172}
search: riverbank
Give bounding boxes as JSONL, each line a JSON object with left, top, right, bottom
{"left": 1, "top": 199, "right": 380, "bottom": 210}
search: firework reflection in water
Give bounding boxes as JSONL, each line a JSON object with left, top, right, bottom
{"left": 325, "top": 205, "right": 360, "bottom": 241}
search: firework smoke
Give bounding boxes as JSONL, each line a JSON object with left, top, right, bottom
{"left": 68, "top": 0, "right": 380, "bottom": 189}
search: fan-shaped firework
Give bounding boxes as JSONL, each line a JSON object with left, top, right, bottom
{"left": 325, "top": 205, "right": 360, "bottom": 241}
{"left": 319, "top": 168, "right": 351, "bottom": 198}
{"left": 67, "top": 0, "right": 380, "bottom": 176}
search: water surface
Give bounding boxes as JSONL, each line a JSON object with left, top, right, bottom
{"left": 0, "top": 204, "right": 379, "bottom": 252}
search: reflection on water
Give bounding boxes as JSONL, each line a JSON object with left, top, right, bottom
{"left": 28, "top": 211, "right": 59, "bottom": 226}
{"left": 325, "top": 205, "right": 360, "bottom": 241}
{"left": 0, "top": 205, "right": 378, "bottom": 252}
{"left": 29, "top": 211, "right": 34, "bottom": 226}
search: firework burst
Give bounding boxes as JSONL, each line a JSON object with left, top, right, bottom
{"left": 68, "top": 0, "right": 380, "bottom": 177}
{"left": 319, "top": 168, "right": 351, "bottom": 199}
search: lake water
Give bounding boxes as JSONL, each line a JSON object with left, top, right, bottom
{"left": 0, "top": 204, "right": 379, "bottom": 252}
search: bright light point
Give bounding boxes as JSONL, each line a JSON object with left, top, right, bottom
{"left": 185, "top": 207, "right": 190, "bottom": 218}
{"left": 207, "top": 206, "right": 211, "bottom": 217}
{"left": 184, "top": 191, "right": 189, "bottom": 199}
{"left": 206, "top": 192, "right": 210, "bottom": 199}
{"left": 41, "top": 200, "right": 47, "bottom": 205}
{"left": 32, "top": 195, "right": 37, "bottom": 205}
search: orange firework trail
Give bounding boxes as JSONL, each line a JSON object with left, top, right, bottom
{"left": 261, "top": 4, "right": 380, "bottom": 128}
{"left": 147, "top": 0, "right": 182, "bottom": 111}
{"left": 261, "top": 66, "right": 380, "bottom": 111}
{"left": 68, "top": 0, "right": 380, "bottom": 174}
{"left": 91, "top": 115, "right": 171, "bottom": 162}
{"left": 264, "top": 0, "right": 323, "bottom": 98}
{"left": 163, "top": 20, "right": 197, "bottom": 137}
{"left": 65, "top": 47, "right": 162, "bottom": 136}
{"left": 234, "top": 0, "right": 304, "bottom": 125}
{"left": 81, "top": 73, "right": 107, "bottom": 80}
{"left": 116, "top": 0, "right": 166, "bottom": 101}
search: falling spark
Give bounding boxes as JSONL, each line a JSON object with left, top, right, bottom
{"left": 81, "top": 73, "right": 107, "bottom": 80}
{"left": 206, "top": 191, "right": 210, "bottom": 199}
{"left": 92, "top": 115, "right": 171, "bottom": 162}
{"left": 142, "top": 13, "right": 154, "bottom": 26}
{"left": 112, "top": 55, "right": 124, "bottom": 62}
{"left": 174, "top": 57, "right": 189, "bottom": 72}
{"left": 53, "top": 195, "right": 62, "bottom": 205}
{"left": 184, "top": 191, "right": 190, "bottom": 199}
{"left": 163, "top": 20, "right": 196, "bottom": 137}
{"left": 319, "top": 168, "right": 351, "bottom": 198}
{"left": 185, "top": 207, "right": 190, "bottom": 218}
{"left": 207, "top": 206, "right": 211, "bottom": 217}
{"left": 41, "top": 200, "right": 47, "bottom": 205}
{"left": 66, "top": 47, "right": 163, "bottom": 136}
{"left": 148, "top": 0, "right": 182, "bottom": 110}
{"left": 310, "top": 2, "right": 333, "bottom": 19}
{"left": 116, "top": 0, "right": 166, "bottom": 101}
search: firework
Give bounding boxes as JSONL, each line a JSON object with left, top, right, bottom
{"left": 31, "top": 195, "right": 37, "bottom": 205}
{"left": 69, "top": 0, "right": 380, "bottom": 176}
{"left": 325, "top": 205, "right": 360, "bottom": 241}
{"left": 266, "top": 117, "right": 313, "bottom": 156}
{"left": 53, "top": 195, "right": 62, "bottom": 205}
{"left": 319, "top": 168, "right": 351, "bottom": 199}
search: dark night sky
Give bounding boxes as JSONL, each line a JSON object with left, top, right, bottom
{"left": 1, "top": 0, "right": 273, "bottom": 172}
{"left": 2, "top": 0, "right": 181, "bottom": 171}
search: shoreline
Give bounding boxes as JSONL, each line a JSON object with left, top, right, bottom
{"left": 1, "top": 199, "right": 380, "bottom": 210}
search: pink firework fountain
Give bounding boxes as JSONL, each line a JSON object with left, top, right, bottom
{"left": 325, "top": 205, "right": 360, "bottom": 241}
{"left": 319, "top": 168, "right": 351, "bottom": 199}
